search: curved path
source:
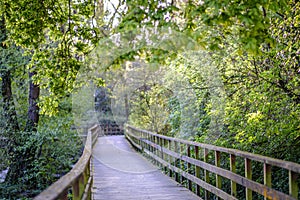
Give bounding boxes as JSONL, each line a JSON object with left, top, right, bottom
{"left": 92, "top": 136, "right": 201, "bottom": 200}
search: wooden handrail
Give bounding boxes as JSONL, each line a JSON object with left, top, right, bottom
{"left": 125, "top": 124, "right": 300, "bottom": 200}
{"left": 34, "top": 124, "right": 101, "bottom": 200}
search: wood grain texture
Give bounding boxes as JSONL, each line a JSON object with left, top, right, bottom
{"left": 92, "top": 136, "right": 201, "bottom": 200}
{"left": 126, "top": 125, "right": 299, "bottom": 200}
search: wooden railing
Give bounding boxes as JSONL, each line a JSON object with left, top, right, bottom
{"left": 125, "top": 124, "right": 300, "bottom": 200}
{"left": 34, "top": 124, "right": 101, "bottom": 200}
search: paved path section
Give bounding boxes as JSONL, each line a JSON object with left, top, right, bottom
{"left": 92, "top": 136, "right": 201, "bottom": 200}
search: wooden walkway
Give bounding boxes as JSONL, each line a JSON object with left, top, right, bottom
{"left": 92, "top": 136, "right": 201, "bottom": 200}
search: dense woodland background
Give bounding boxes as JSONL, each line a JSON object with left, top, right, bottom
{"left": 0, "top": 0, "right": 299, "bottom": 199}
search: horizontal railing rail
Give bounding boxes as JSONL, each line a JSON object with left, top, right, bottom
{"left": 125, "top": 124, "right": 300, "bottom": 200}
{"left": 34, "top": 124, "right": 101, "bottom": 200}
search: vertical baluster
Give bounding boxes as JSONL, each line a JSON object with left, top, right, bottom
{"left": 152, "top": 136, "right": 156, "bottom": 165}
{"left": 82, "top": 165, "right": 89, "bottom": 198}
{"left": 157, "top": 136, "right": 160, "bottom": 166}
{"left": 162, "top": 138, "right": 167, "bottom": 173}
{"left": 144, "top": 131, "right": 147, "bottom": 151}
{"left": 148, "top": 133, "right": 151, "bottom": 152}
{"left": 139, "top": 130, "right": 142, "bottom": 147}
{"left": 143, "top": 131, "right": 146, "bottom": 151}
{"left": 161, "top": 137, "right": 164, "bottom": 158}
{"left": 263, "top": 163, "right": 271, "bottom": 200}
{"left": 150, "top": 134, "right": 153, "bottom": 156}
{"left": 158, "top": 137, "right": 164, "bottom": 169}
{"left": 230, "top": 154, "right": 237, "bottom": 197}
{"left": 59, "top": 189, "right": 69, "bottom": 200}
{"left": 135, "top": 128, "right": 138, "bottom": 145}
{"left": 168, "top": 139, "right": 172, "bottom": 177}
{"left": 195, "top": 146, "right": 201, "bottom": 196}
{"left": 204, "top": 148, "right": 210, "bottom": 200}
{"left": 141, "top": 131, "right": 144, "bottom": 152}
{"left": 153, "top": 136, "right": 159, "bottom": 166}
{"left": 89, "top": 158, "right": 93, "bottom": 200}
{"left": 143, "top": 131, "right": 147, "bottom": 151}
{"left": 80, "top": 173, "right": 85, "bottom": 197}
{"left": 73, "top": 178, "right": 80, "bottom": 200}
{"left": 289, "top": 170, "right": 298, "bottom": 199}
{"left": 175, "top": 141, "right": 180, "bottom": 182}
{"left": 180, "top": 143, "right": 186, "bottom": 185}
{"left": 215, "top": 151, "right": 221, "bottom": 200}
{"left": 187, "top": 145, "right": 192, "bottom": 190}
{"left": 245, "top": 158, "right": 252, "bottom": 200}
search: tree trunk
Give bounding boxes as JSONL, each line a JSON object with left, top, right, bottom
{"left": 5, "top": 71, "right": 40, "bottom": 185}
{"left": 1, "top": 70, "right": 20, "bottom": 131}
{"left": 1, "top": 15, "right": 22, "bottom": 185}
{"left": 26, "top": 71, "right": 40, "bottom": 131}
{"left": 1, "top": 16, "right": 40, "bottom": 186}
{"left": 0, "top": 16, "right": 19, "bottom": 131}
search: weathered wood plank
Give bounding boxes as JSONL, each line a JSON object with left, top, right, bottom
{"left": 195, "top": 146, "right": 201, "bottom": 196}
{"left": 127, "top": 125, "right": 298, "bottom": 200}
{"left": 263, "top": 163, "right": 271, "bottom": 200}
{"left": 126, "top": 125, "right": 300, "bottom": 173}
{"left": 289, "top": 170, "right": 299, "bottom": 199}
{"left": 92, "top": 136, "right": 201, "bottom": 200}
{"left": 245, "top": 158, "right": 252, "bottom": 200}
{"left": 230, "top": 154, "right": 237, "bottom": 197}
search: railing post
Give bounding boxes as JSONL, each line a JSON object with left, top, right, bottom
{"left": 141, "top": 131, "right": 144, "bottom": 152}
{"left": 80, "top": 173, "right": 85, "bottom": 198}
{"left": 263, "top": 163, "right": 271, "bottom": 200}
{"left": 152, "top": 135, "right": 155, "bottom": 164}
{"left": 73, "top": 178, "right": 80, "bottom": 200}
{"left": 146, "top": 133, "right": 150, "bottom": 152}
{"left": 58, "top": 190, "right": 68, "bottom": 200}
{"left": 289, "top": 170, "right": 298, "bottom": 199}
{"left": 168, "top": 139, "right": 172, "bottom": 177}
{"left": 187, "top": 145, "right": 192, "bottom": 191}
{"left": 86, "top": 159, "right": 90, "bottom": 182}
{"left": 149, "top": 134, "right": 152, "bottom": 152}
{"left": 159, "top": 137, "right": 163, "bottom": 169}
{"left": 89, "top": 157, "right": 93, "bottom": 200}
{"left": 204, "top": 148, "right": 210, "bottom": 200}
{"left": 230, "top": 154, "right": 237, "bottom": 197}
{"left": 162, "top": 138, "right": 167, "bottom": 173}
{"left": 155, "top": 135, "right": 160, "bottom": 167}
{"left": 150, "top": 134, "right": 154, "bottom": 162}
{"left": 245, "top": 158, "right": 252, "bottom": 200}
{"left": 73, "top": 164, "right": 89, "bottom": 200}
{"left": 174, "top": 141, "right": 180, "bottom": 182}
{"left": 180, "top": 143, "right": 186, "bottom": 185}
{"left": 215, "top": 151, "right": 221, "bottom": 200}
{"left": 195, "top": 146, "right": 201, "bottom": 196}
{"left": 138, "top": 130, "right": 142, "bottom": 148}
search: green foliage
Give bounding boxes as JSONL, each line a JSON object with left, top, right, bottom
{"left": 110, "top": 0, "right": 300, "bottom": 165}
{"left": 0, "top": 114, "right": 82, "bottom": 199}
{"left": 209, "top": 1, "right": 300, "bottom": 163}
{"left": 180, "top": 0, "right": 289, "bottom": 54}
{"left": 1, "top": 0, "right": 100, "bottom": 199}
{"left": 1, "top": 0, "right": 105, "bottom": 115}
{"left": 128, "top": 70, "right": 172, "bottom": 133}
{"left": 166, "top": 97, "right": 181, "bottom": 137}
{"left": 0, "top": 0, "right": 299, "bottom": 198}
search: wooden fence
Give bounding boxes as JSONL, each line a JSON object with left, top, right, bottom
{"left": 125, "top": 124, "right": 300, "bottom": 200}
{"left": 34, "top": 124, "right": 101, "bottom": 200}
{"left": 101, "top": 124, "right": 124, "bottom": 135}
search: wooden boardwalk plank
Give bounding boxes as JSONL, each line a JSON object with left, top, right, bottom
{"left": 92, "top": 136, "right": 201, "bottom": 200}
